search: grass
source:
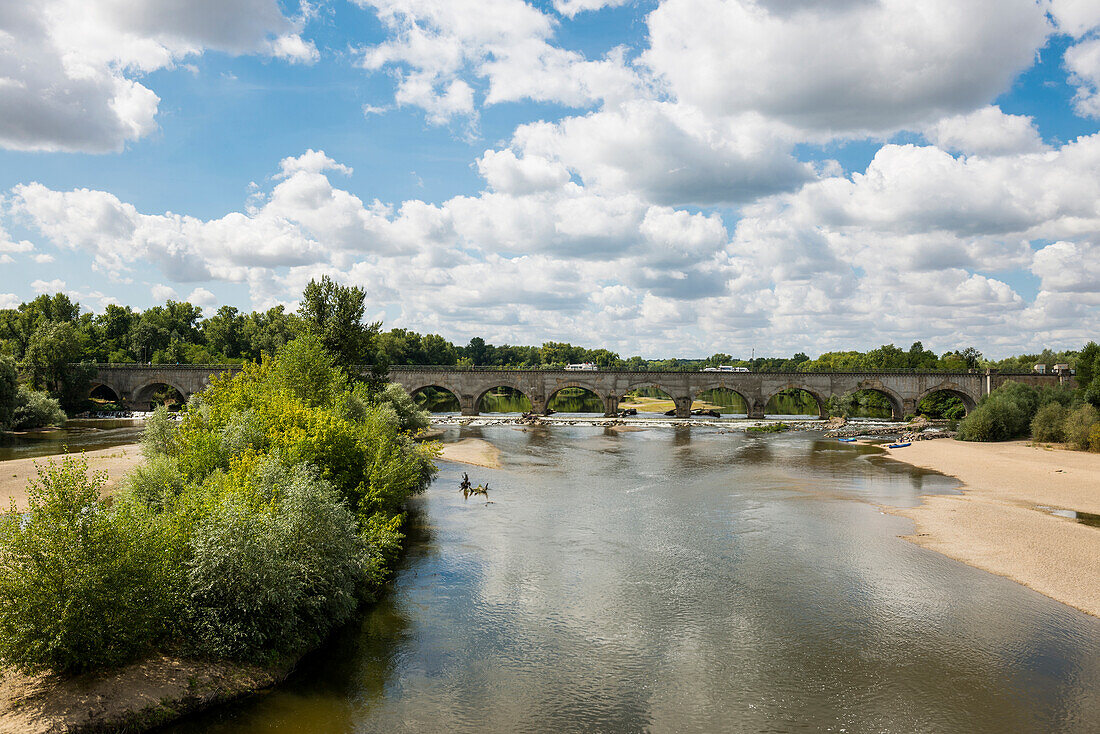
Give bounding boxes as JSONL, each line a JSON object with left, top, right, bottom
{"left": 743, "top": 422, "right": 787, "bottom": 433}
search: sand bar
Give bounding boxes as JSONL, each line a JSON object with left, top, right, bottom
{"left": 439, "top": 438, "right": 502, "bottom": 469}
{"left": 0, "top": 443, "right": 143, "bottom": 512}
{"left": 884, "top": 440, "right": 1100, "bottom": 617}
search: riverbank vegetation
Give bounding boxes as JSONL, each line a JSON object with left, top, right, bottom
{"left": 0, "top": 333, "right": 437, "bottom": 676}
{"left": 0, "top": 355, "right": 66, "bottom": 430}
{"left": 957, "top": 372, "right": 1100, "bottom": 451}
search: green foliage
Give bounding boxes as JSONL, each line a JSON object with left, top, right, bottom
{"left": 1089, "top": 424, "right": 1100, "bottom": 453}
{"left": 0, "top": 355, "right": 16, "bottom": 430}
{"left": 1031, "top": 402, "right": 1068, "bottom": 443}
{"left": 0, "top": 456, "right": 177, "bottom": 673}
{"left": 747, "top": 422, "right": 789, "bottom": 433}
{"left": 375, "top": 382, "right": 431, "bottom": 433}
{"left": 916, "top": 391, "right": 966, "bottom": 419}
{"left": 298, "top": 275, "right": 381, "bottom": 379}
{"left": 0, "top": 333, "right": 439, "bottom": 673}
{"left": 11, "top": 385, "right": 66, "bottom": 429}
{"left": 957, "top": 381, "right": 1038, "bottom": 442}
{"left": 186, "top": 461, "right": 366, "bottom": 661}
{"left": 1063, "top": 405, "right": 1100, "bottom": 451}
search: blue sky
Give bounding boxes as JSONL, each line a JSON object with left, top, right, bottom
{"left": 2, "top": 0, "right": 1100, "bottom": 358}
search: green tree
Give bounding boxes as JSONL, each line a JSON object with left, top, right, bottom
{"left": 298, "top": 276, "right": 381, "bottom": 378}
{"left": 0, "top": 355, "right": 16, "bottom": 430}
{"left": 21, "top": 322, "right": 83, "bottom": 394}
{"left": 203, "top": 305, "right": 246, "bottom": 359}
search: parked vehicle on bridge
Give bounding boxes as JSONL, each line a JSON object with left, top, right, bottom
{"left": 565, "top": 362, "right": 598, "bottom": 371}
{"left": 701, "top": 365, "right": 750, "bottom": 373}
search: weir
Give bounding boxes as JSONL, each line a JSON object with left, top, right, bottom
{"left": 85, "top": 364, "right": 1073, "bottom": 418}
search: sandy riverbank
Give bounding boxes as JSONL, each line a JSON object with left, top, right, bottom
{"left": 883, "top": 440, "right": 1100, "bottom": 617}
{"left": 0, "top": 655, "right": 291, "bottom": 734}
{"left": 0, "top": 443, "right": 143, "bottom": 511}
{"left": 439, "top": 438, "right": 502, "bottom": 469}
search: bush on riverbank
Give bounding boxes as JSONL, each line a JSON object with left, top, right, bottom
{"left": 957, "top": 381, "right": 1038, "bottom": 442}
{"left": 0, "top": 335, "right": 438, "bottom": 673}
{"left": 1030, "top": 402, "right": 1068, "bottom": 442}
{"left": 1063, "top": 404, "right": 1100, "bottom": 451}
{"left": 10, "top": 385, "right": 67, "bottom": 430}
{"left": 0, "top": 355, "right": 66, "bottom": 431}
{"left": 958, "top": 380, "right": 1100, "bottom": 450}
{"left": 0, "top": 456, "right": 177, "bottom": 673}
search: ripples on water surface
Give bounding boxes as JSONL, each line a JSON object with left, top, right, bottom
{"left": 168, "top": 426, "right": 1100, "bottom": 734}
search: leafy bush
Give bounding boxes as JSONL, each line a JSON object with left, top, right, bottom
{"left": 143, "top": 405, "right": 179, "bottom": 458}
{"left": 1063, "top": 405, "right": 1100, "bottom": 451}
{"left": 957, "top": 381, "right": 1039, "bottom": 442}
{"left": 1089, "top": 424, "right": 1100, "bottom": 453}
{"left": 1031, "top": 402, "right": 1068, "bottom": 443}
{"left": 126, "top": 454, "right": 188, "bottom": 510}
{"left": 187, "top": 461, "right": 366, "bottom": 661}
{"left": 0, "top": 456, "right": 177, "bottom": 673}
{"left": 10, "top": 385, "right": 66, "bottom": 429}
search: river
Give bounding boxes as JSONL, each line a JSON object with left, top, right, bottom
{"left": 160, "top": 425, "right": 1100, "bottom": 733}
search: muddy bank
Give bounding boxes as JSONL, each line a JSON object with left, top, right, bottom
{"left": 883, "top": 440, "right": 1100, "bottom": 617}
{"left": 0, "top": 443, "right": 143, "bottom": 511}
{"left": 0, "top": 655, "right": 292, "bottom": 734}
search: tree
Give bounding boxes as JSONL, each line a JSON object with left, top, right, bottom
{"left": 1078, "top": 341, "right": 1100, "bottom": 390}
{"left": 203, "top": 305, "right": 245, "bottom": 358}
{"left": 21, "top": 322, "right": 82, "bottom": 394}
{"left": 298, "top": 276, "right": 381, "bottom": 381}
{"left": 0, "top": 355, "right": 16, "bottom": 430}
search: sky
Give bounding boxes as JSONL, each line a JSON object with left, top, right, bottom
{"left": 2, "top": 0, "right": 1100, "bottom": 359}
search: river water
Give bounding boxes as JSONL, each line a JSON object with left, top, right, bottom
{"left": 165, "top": 425, "right": 1100, "bottom": 733}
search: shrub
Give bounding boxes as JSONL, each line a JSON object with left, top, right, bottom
{"left": 1063, "top": 405, "right": 1100, "bottom": 451}
{"left": 0, "top": 456, "right": 177, "bottom": 673}
{"left": 142, "top": 405, "right": 179, "bottom": 458}
{"left": 1089, "top": 424, "right": 1100, "bottom": 453}
{"left": 1031, "top": 402, "right": 1068, "bottom": 443}
{"left": 11, "top": 385, "right": 66, "bottom": 429}
{"left": 957, "top": 381, "right": 1037, "bottom": 442}
{"left": 126, "top": 454, "right": 188, "bottom": 510}
{"left": 186, "top": 461, "right": 365, "bottom": 661}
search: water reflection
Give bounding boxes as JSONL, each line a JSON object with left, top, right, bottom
{"left": 0, "top": 425, "right": 144, "bottom": 461}
{"left": 166, "top": 428, "right": 1100, "bottom": 734}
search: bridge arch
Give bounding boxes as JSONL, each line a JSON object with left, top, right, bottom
{"left": 88, "top": 381, "right": 122, "bottom": 405}
{"left": 547, "top": 384, "right": 606, "bottom": 413}
{"left": 409, "top": 384, "right": 462, "bottom": 413}
{"left": 917, "top": 385, "right": 976, "bottom": 417}
{"left": 692, "top": 382, "right": 752, "bottom": 415}
{"left": 765, "top": 385, "right": 828, "bottom": 418}
{"left": 842, "top": 386, "right": 905, "bottom": 420}
{"left": 133, "top": 380, "right": 189, "bottom": 410}
{"left": 617, "top": 381, "right": 677, "bottom": 414}
{"left": 477, "top": 384, "right": 534, "bottom": 414}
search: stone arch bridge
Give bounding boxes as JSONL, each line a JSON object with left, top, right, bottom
{"left": 86, "top": 364, "right": 1070, "bottom": 419}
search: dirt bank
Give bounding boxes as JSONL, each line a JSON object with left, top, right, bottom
{"left": 0, "top": 655, "right": 290, "bottom": 734}
{"left": 884, "top": 440, "right": 1100, "bottom": 617}
{"left": 439, "top": 438, "right": 502, "bottom": 469}
{"left": 0, "top": 443, "right": 143, "bottom": 511}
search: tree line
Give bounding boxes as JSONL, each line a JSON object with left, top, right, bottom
{"left": 0, "top": 282, "right": 1095, "bottom": 428}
